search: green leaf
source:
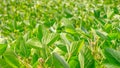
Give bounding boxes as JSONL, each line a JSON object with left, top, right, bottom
{"left": 69, "top": 41, "right": 82, "bottom": 55}
{"left": 31, "top": 53, "right": 39, "bottom": 66}
{"left": 114, "top": 7, "right": 119, "bottom": 14}
{"left": 79, "top": 46, "right": 95, "bottom": 68}
{"left": 56, "top": 44, "right": 68, "bottom": 53}
{"left": 38, "top": 25, "right": 43, "bottom": 42}
{"left": 104, "top": 48, "right": 120, "bottom": 66}
{"left": 60, "top": 33, "right": 71, "bottom": 53}
{"left": 64, "top": 9, "right": 73, "bottom": 18}
{"left": 0, "top": 44, "right": 7, "bottom": 55}
{"left": 108, "top": 33, "right": 118, "bottom": 40}
{"left": 0, "top": 58, "right": 12, "bottom": 68}
{"left": 96, "top": 30, "right": 108, "bottom": 39}
{"left": 47, "top": 34, "right": 59, "bottom": 46}
{"left": 78, "top": 52, "right": 84, "bottom": 68}
{"left": 94, "top": 10, "right": 100, "bottom": 18}
{"left": 3, "top": 49, "right": 21, "bottom": 68}
{"left": 77, "top": 40, "right": 84, "bottom": 54}
{"left": 15, "top": 36, "right": 31, "bottom": 58}
{"left": 20, "top": 37, "right": 30, "bottom": 58}
{"left": 26, "top": 38, "right": 42, "bottom": 49}
{"left": 69, "top": 56, "right": 80, "bottom": 68}
{"left": 104, "top": 63, "right": 120, "bottom": 68}
{"left": 44, "top": 19, "right": 55, "bottom": 27}
{"left": 53, "top": 52, "right": 70, "bottom": 68}
{"left": 104, "top": 23, "right": 112, "bottom": 32}
{"left": 65, "top": 27, "right": 76, "bottom": 34}
{"left": 97, "top": 18, "right": 105, "bottom": 25}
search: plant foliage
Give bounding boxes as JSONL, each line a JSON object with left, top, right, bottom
{"left": 0, "top": 0, "right": 120, "bottom": 68}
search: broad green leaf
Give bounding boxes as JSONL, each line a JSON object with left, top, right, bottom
{"left": 16, "top": 36, "right": 31, "bottom": 58}
{"left": 53, "top": 52, "right": 70, "bottom": 68}
{"left": 108, "top": 33, "right": 118, "bottom": 40}
{"left": 0, "top": 58, "right": 12, "bottom": 68}
{"left": 31, "top": 53, "right": 39, "bottom": 66}
{"left": 60, "top": 18, "right": 73, "bottom": 27}
{"left": 66, "top": 34, "right": 75, "bottom": 41}
{"left": 38, "top": 25, "right": 43, "bottom": 42}
{"left": 104, "top": 23, "right": 112, "bottom": 32}
{"left": 65, "top": 27, "right": 76, "bottom": 34}
{"left": 94, "top": 18, "right": 105, "bottom": 25}
{"left": 79, "top": 46, "right": 95, "bottom": 68}
{"left": 26, "top": 38, "right": 42, "bottom": 49}
{"left": 56, "top": 44, "right": 67, "bottom": 53}
{"left": 77, "top": 40, "right": 84, "bottom": 54}
{"left": 97, "top": 18, "right": 105, "bottom": 25}
{"left": 60, "top": 33, "right": 70, "bottom": 53}
{"left": 47, "top": 34, "right": 59, "bottom": 46}
{"left": 69, "top": 56, "right": 80, "bottom": 68}
{"left": 104, "top": 63, "right": 120, "bottom": 68}
{"left": 78, "top": 52, "right": 84, "bottom": 68}
{"left": 0, "top": 44, "right": 7, "bottom": 55}
{"left": 114, "top": 7, "right": 119, "bottom": 14}
{"left": 69, "top": 41, "right": 83, "bottom": 55}
{"left": 94, "top": 10, "right": 100, "bottom": 18}
{"left": 21, "top": 37, "right": 30, "bottom": 57}
{"left": 23, "top": 31, "right": 31, "bottom": 41}
{"left": 3, "top": 49, "right": 21, "bottom": 68}
{"left": 44, "top": 19, "right": 55, "bottom": 27}
{"left": 96, "top": 30, "right": 108, "bottom": 39}
{"left": 64, "top": 9, "right": 73, "bottom": 18}
{"left": 103, "top": 48, "right": 120, "bottom": 66}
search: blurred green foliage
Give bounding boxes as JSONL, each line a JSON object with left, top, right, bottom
{"left": 0, "top": 0, "right": 120, "bottom": 68}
